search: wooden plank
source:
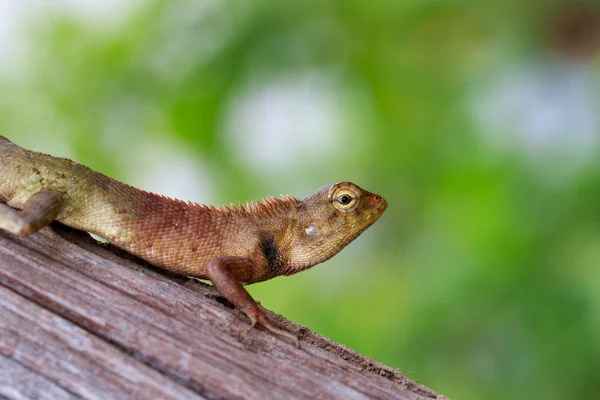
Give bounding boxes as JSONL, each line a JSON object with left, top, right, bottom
{"left": 0, "top": 354, "right": 78, "bottom": 400}
{"left": 0, "top": 227, "right": 446, "bottom": 400}
{"left": 40, "top": 228, "right": 425, "bottom": 398}
{"left": 0, "top": 286, "right": 203, "bottom": 400}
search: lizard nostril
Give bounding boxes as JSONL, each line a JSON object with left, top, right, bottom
{"left": 373, "top": 195, "right": 381, "bottom": 202}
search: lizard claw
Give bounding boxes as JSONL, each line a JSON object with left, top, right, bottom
{"left": 247, "top": 310, "right": 299, "bottom": 348}
{"left": 263, "top": 323, "right": 299, "bottom": 348}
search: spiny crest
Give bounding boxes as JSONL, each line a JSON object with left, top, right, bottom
{"left": 243, "top": 194, "right": 298, "bottom": 217}
{"left": 148, "top": 192, "right": 296, "bottom": 217}
{"left": 146, "top": 190, "right": 297, "bottom": 217}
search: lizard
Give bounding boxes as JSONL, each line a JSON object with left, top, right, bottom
{"left": 0, "top": 136, "right": 387, "bottom": 345}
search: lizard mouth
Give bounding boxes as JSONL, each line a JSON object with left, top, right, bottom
{"left": 366, "top": 200, "right": 388, "bottom": 222}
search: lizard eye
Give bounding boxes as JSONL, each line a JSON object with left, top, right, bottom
{"left": 338, "top": 195, "right": 352, "bottom": 205}
{"left": 332, "top": 188, "right": 359, "bottom": 212}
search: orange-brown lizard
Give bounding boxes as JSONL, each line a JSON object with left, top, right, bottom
{"left": 0, "top": 136, "right": 387, "bottom": 344}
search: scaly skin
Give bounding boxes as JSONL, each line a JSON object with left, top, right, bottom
{"left": 0, "top": 136, "right": 387, "bottom": 344}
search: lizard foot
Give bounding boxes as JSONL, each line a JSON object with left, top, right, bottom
{"left": 248, "top": 310, "right": 299, "bottom": 348}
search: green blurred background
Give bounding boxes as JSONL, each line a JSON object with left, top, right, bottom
{"left": 1, "top": 1, "right": 599, "bottom": 398}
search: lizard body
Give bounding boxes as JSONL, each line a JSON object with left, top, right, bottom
{"left": 0, "top": 136, "right": 387, "bottom": 344}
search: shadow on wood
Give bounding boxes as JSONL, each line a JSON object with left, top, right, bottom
{"left": 0, "top": 224, "right": 447, "bottom": 400}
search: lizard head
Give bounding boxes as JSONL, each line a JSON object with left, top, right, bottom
{"left": 282, "top": 181, "right": 387, "bottom": 274}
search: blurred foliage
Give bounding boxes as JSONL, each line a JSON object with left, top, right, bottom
{"left": 2, "top": 1, "right": 600, "bottom": 399}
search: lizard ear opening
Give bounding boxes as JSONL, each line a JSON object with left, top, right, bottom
{"left": 304, "top": 224, "right": 319, "bottom": 237}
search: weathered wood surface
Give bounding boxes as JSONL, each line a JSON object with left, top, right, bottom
{"left": 0, "top": 224, "right": 447, "bottom": 400}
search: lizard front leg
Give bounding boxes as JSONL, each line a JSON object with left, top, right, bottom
{"left": 0, "top": 190, "right": 63, "bottom": 236}
{"left": 206, "top": 256, "right": 299, "bottom": 347}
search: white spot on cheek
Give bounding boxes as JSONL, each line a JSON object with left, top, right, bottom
{"left": 305, "top": 224, "right": 319, "bottom": 237}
